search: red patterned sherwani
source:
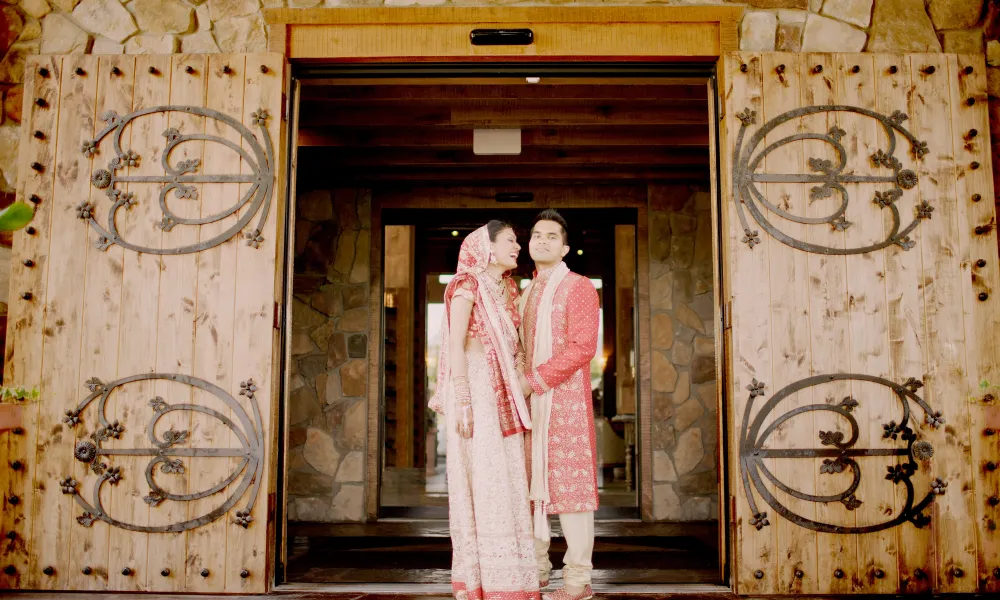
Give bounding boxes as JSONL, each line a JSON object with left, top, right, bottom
{"left": 521, "top": 266, "right": 601, "bottom": 515}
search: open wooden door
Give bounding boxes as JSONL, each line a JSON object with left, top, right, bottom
{"left": 0, "top": 53, "right": 288, "bottom": 593}
{"left": 719, "top": 52, "right": 1000, "bottom": 595}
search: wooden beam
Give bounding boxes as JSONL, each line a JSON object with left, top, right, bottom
{"left": 304, "top": 146, "right": 708, "bottom": 167}
{"left": 302, "top": 165, "right": 710, "bottom": 184}
{"left": 299, "top": 84, "right": 710, "bottom": 102}
{"left": 264, "top": 6, "right": 745, "bottom": 25}
{"left": 298, "top": 104, "right": 709, "bottom": 127}
{"left": 297, "top": 125, "right": 710, "bottom": 148}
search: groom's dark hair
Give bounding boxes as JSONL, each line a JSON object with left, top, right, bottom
{"left": 533, "top": 209, "right": 569, "bottom": 245}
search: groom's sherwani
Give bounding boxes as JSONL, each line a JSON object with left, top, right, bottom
{"left": 521, "top": 266, "right": 601, "bottom": 515}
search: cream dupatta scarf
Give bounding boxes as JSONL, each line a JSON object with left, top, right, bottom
{"left": 519, "top": 261, "right": 570, "bottom": 542}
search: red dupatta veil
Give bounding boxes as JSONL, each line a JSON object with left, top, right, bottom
{"left": 429, "top": 225, "right": 531, "bottom": 437}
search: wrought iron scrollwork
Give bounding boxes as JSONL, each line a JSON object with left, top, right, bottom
{"left": 733, "top": 105, "right": 932, "bottom": 255}
{"left": 79, "top": 106, "right": 274, "bottom": 255}
{"left": 740, "top": 373, "right": 944, "bottom": 534}
{"left": 61, "top": 373, "right": 264, "bottom": 533}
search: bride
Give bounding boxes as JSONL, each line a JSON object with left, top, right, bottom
{"left": 429, "top": 221, "right": 540, "bottom": 600}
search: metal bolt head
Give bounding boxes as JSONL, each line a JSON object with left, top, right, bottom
{"left": 185, "top": 66, "right": 195, "bottom": 74}
{"left": 43, "top": 566, "right": 54, "bottom": 576}
{"left": 11, "top": 460, "right": 22, "bottom": 471}
{"left": 889, "top": 65, "right": 898, "bottom": 74}
{"left": 988, "top": 461, "right": 998, "bottom": 471}
{"left": 775, "top": 64, "right": 785, "bottom": 74}
{"left": 8, "top": 496, "right": 18, "bottom": 505}
{"left": 38, "top": 68, "right": 49, "bottom": 78}
{"left": 969, "top": 128, "right": 979, "bottom": 138}
{"left": 914, "top": 568, "right": 926, "bottom": 579}
{"left": 834, "top": 569, "right": 844, "bottom": 579}
{"left": 21, "top": 259, "right": 32, "bottom": 267}
{"left": 121, "top": 567, "right": 132, "bottom": 576}
{"left": 989, "top": 496, "right": 1000, "bottom": 507}
{"left": 30, "top": 162, "right": 43, "bottom": 172}
{"left": 812, "top": 65, "right": 823, "bottom": 74}
{"left": 987, "top": 428, "right": 997, "bottom": 436}
{"left": 223, "top": 65, "right": 233, "bottom": 74}
{"left": 923, "top": 66, "right": 936, "bottom": 75}
{"left": 954, "top": 567, "right": 965, "bottom": 578}
{"left": 874, "top": 569, "right": 885, "bottom": 579}
{"left": 75, "top": 68, "right": 85, "bottom": 76}
{"left": 979, "top": 292, "right": 989, "bottom": 302}
{"left": 976, "top": 226, "right": 987, "bottom": 235}
{"left": 994, "top": 567, "right": 1000, "bottom": 578}
{"left": 740, "top": 63, "right": 748, "bottom": 73}
{"left": 240, "top": 569, "right": 250, "bottom": 579}
{"left": 25, "top": 227, "right": 35, "bottom": 235}
{"left": 973, "top": 193, "right": 983, "bottom": 202}
{"left": 201, "top": 569, "right": 210, "bottom": 577}
{"left": 965, "top": 66, "right": 975, "bottom": 75}
{"left": 82, "top": 567, "right": 92, "bottom": 575}
{"left": 148, "top": 67, "right": 158, "bottom": 75}
{"left": 851, "top": 65, "right": 860, "bottom": 74}
{"left": 11, "top": 427, "right": 22, "bottom": 435}
{"left": 20, "top": 292, "right": 31, "bottom": 301}
{"left": 794, "top": 569, "right": 804, "bottom": 579}
{"left": 754, "top": 569, "right": 764, "bottom": 579}
{"left": 161, "top": 568, "right": 170, "bottom": 577}
{"left": 260, "top": 65, "right": 269, "bottom": 73}
{"left": 967, "top": 97, "right": 976, "bottom": 106}
{"left": 971, "top": 161, "right": 981, "bottom": 170}
{"left": 29, "top": 194, "right": 40, "bottom": 204}
{"left": 4, "top": 565, "right": 15, "bottom": 575}
{"left": 5, "top": 531, "right": 15, "bottom": 540}
{"left": 111, "top": 67, "right": 122, "bottom": 76}
{"left": 34, "top": 98, "right": 45, "bottom": 107}
{"left": 33, "top": 131, "right": 44, "bottom": 140}
{"left": 977, "top": 259, "right": 988, "bottom": 268}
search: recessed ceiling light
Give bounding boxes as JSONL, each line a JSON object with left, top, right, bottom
{"left": 451, "top": 230, "right": 459, "bottom": 237}
{"left": 526, "top": 77, "right": 541, "bottom": 84}
{"left": 577, "top": 249, "right": 584, "bottom": 255}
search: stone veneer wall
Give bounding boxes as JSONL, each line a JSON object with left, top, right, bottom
{"left": 286, "top": 187, "right": 371, "bottom": 522}
{"left": 649, "top": 184, "right": 719, "bottom": 521}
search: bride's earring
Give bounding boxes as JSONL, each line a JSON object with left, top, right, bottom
{"left": 489, "top": 250, "right": 497, "bottom": 265}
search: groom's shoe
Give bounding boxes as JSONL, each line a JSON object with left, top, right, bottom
{"left": 542, "top": 585, "right": 593, "bottom": 600}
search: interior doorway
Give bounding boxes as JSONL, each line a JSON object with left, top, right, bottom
{"left": 282, "top": 69, "right": 722, "bottom": 587}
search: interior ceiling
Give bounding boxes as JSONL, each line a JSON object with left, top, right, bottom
{"left": 296, "top": 80, "right": 711, "bottom": 187}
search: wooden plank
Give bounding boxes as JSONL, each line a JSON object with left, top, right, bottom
{"left": 907, "top": 53, "right": 977, "bottom": 593}
{"left": 225, "top": 51, "right": 283, "bottom": 593}
{"left": 143, "top": 54, "right": 207, "bottom": 593}
{"left": 834, "top": 53, "right": 897, "bottom": 594}
{"left": 296, "top": 126, "right": 711, "bottom": 149}
{"left": 286, "top": 22, "right": 723, "bottom": 60}
{"left": 374, "top": 185, "right": 647, "bottom": 208}
{"left": 873, "top": 53, "right": 936, "bottom": 595}
{"left": 299, "top": 84, "right": 709, "bottom": 101}
{"left": 758, "top": 52, "right": 816, "bottom": 595}
{"left": 68, "top": 54, "right": 135, "bottom": 593}
{"left": 301, "top": 97, "right": 708, "bottom": 110}
{"left": 635, "top": 203, "right": 652, "bottom": 521}
{"left": 0, "top": 55, "right": 61, "bottom": 591}
{"left": 302, "top": 166, "right": 710, "bottom": 185}
{"left": 949, "top": 54, "right": 1000, "bottom": 593}
{"left": 298, "top": 105, "right": 709, "bottom": 128}
{"left": 264, "top": 6, "right": 745, "bottom": 25}
{"left": 106, "top": 54, "right": 172, "bottom": 592}
{"left": 722, "top": 51, "right": 773, "bottom": 595}
{"left": 185, "top": 53, "right": 245, "bottom": 593}
{"left": 801, "top": 53, "right": 854, "bottom": 596}
{"left": 30, "top": 54, "right": 97, "bottom": 591}
{"left": 308, "top": 146, "right": 707, "bottom": 167}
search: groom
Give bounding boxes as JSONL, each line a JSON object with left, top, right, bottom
{"left": 519, "top": 209, "right": 600, "bottom": 600}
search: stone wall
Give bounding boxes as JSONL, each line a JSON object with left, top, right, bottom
{"left": 286, "top": 187, "right": 371, "bottom": 522}
{"left": 648, "top": 184, "right": 719, "bottom": 521}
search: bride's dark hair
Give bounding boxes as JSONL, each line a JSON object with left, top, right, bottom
{"left": 486, "top": 219, "right": 514, "bottom": 241}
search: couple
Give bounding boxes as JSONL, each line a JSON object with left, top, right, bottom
{"left": 430, "top": 210, "right": 600, "bottom": 600}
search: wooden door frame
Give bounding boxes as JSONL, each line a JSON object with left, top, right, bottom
{"left": 266, "top": 5, "right": 741, "bottom": 591}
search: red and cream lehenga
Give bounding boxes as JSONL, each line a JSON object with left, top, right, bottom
{"left": 430, "top": 226, "right": 540, "bottom": 600}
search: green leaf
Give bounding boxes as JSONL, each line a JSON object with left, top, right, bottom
{"left": 0, "top": 202, "right": 35, "bottom": 231}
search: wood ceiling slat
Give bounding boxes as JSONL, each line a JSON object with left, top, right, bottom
{"left": 300, "top": 84, "right": 709, "bottom": 101}
{"left": 307, "top": 145, "right": 708, "bottom": 166}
